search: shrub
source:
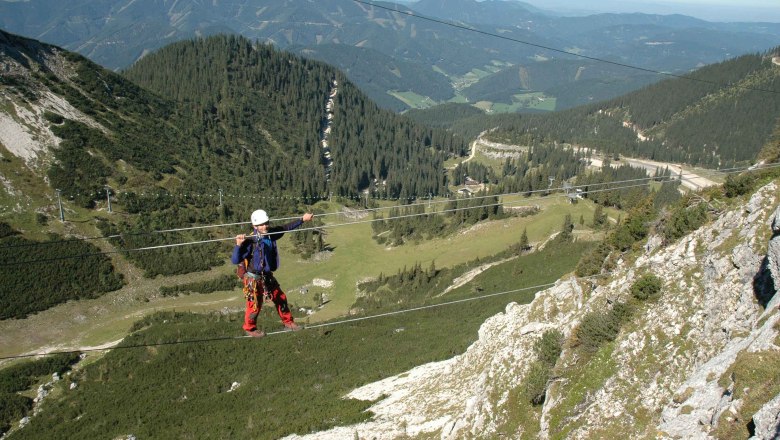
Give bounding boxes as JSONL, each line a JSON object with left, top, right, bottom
{"left": 631, "top": 274, "right": 663, "bottom": 301}
{"left": 0, "top": 222, "right": 19, "bottom": 239}
{"left": 609, "top": 206, "right": 653, "bottom": 251}
{"left": 534, "top": 329, "right": 564, "bottom": 367}
{"left": 524, "top": 329, "right": 563, "bottom": 405}
{"left": 0, "top": 393, "right": 33, "bottom": 434}
{"left": 723, "top": 174, "right": 755, "bottom": 198}
{"left": 42, "top": 111, "right": 65, "bottom": 124}
{"left": 576, "top": 302, "right": 632, "bottom": 353}
{"left": 159, "top": 274, "right": 240, "bottom": 296}
{"left": 0, "top": 352, "right": 81, "bottom": 393}
{"left": 575, "top": 242, "right": 612, "bottom": 277}
{"left": 661, "top": 202, "right": 708, "bottom": 243}
{"left": 524, "top": 362, "right": 552, "bottom": 405}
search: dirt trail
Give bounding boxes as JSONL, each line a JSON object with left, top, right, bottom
{"left": 439, "top": 256, "right": 516, "bottom": 296}
{"left": 461, "top": 134, "right": 716, "bottom": 192}
{"left": 588, "top": 156, "right": 717, "bottom": 190}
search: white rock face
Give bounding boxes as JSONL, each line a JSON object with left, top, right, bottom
{"left": 282, "top": 181, "right": 780, "bottom": 440}
{"left": 312, "top": 278, "right": 334, "bottom": 288}
{"left": 750, "top": 392, "right": 780, "bottom": 440}
{"left": 1, "top": 50, "right": 106, "bottom": 167}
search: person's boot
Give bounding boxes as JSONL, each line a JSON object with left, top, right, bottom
{"left": 245, "top": 329, "right": 266, "bottom": 338}
{"left": 284, "top": 322, "right": 301, "bottom": 332}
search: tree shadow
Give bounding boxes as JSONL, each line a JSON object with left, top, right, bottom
{"left": 753, "top": 256, "right": 776, "bottom": 308}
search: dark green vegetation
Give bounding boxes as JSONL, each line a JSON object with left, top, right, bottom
{"left": 122, "top": 34, "right": 465, "bottom": 201}
{"left": 658, "top": 199, "right": 709, "bottom": 244}
{"left": 2, "top": 30, "right": 466, "bottom": 205}
{"left": 159, "top": 274, "right": 240, "bottom": 297}
{"left": 0, "top": 224, "right": 123, "bottom": 320}
{"left": 10, "top": 239, "right": 589, "bottom": 439}
{"left": 486, "top": 49, "right": 780, "bottom": 168}
{"left": 721, "top": 166, "right": 780, "bottom": 200}
{"left": 0, "top": 30, "right": 469, "bottom": 305}
{"left": 460, "top": 60, "right": 658, "bottom": 110}
{"left": 576, "top": 161, "right": 672, "bottom": 211}
{"left": 630, "top": 274, "right": 663, "bottom": 301}
{"left": 96, "top": 209, "right": 228, "bottom": 278}
{"left": 0, "top": 353, "right": 80, "bottom": 433}
{"left": 523, "top": 329, "right": 564, "bottom": 405}
{"left": 370, "top": 195, "right": 505, "bottom": 246}
{"left": 574, "top": 301, "right": 633, "bottom": 353}
{"left": 405, "top": 103, "right": 485, "bottom": 128}
{"left": 448, "top": 143, "right": 587, "bottom": 193}
{"left": 292, "top": 44, "right": 455, "bottom": 112}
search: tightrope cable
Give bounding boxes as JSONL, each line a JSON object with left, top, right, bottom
{"left": 0, "top": 277, "right": 581, "bottom": 360}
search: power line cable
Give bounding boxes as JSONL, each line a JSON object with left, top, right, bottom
{"left": 7, "top": 224, "right": 730, "bottom": 361}
{"left": 352, "top": 0, "right": 780, "bottom": 95}
{"left": 2, "top": 162, "right": 778, "bottom": 267}
{"left": 0, "top": 276, "right": 585, "bottom": 361}
{"left": 0, "top": 161, "right": 763, "bottom": 251}
{"left": 0, "top": 166, "right": 769, "bottom": 360}
{"left": 0, "top": 178, "right": 687, "bottom": 267}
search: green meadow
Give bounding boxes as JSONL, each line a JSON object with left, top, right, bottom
{"left": 0, "top": 196, "right": 607, "bottom": 359}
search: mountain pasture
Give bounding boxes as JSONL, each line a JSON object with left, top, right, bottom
{"left": 0, "top": 196, "right": 605, "bottom": 359}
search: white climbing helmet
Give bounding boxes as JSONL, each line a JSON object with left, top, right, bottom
{"left": 250, "top": 209, "right": 269, "bottom": 226}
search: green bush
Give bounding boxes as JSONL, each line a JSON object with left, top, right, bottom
{"left": 0, "top": 353, "right": 81, "bottom": 393}
{"left": 42, "top": 111, "right": 64, "bottom": 124}
{"left": 723, "top": 174, "right": 755, "bottom": 198}
{"left": 608, "top": 199, "right": 656, "bottom": 252}
{"left": 524, "top": 329, "right": 564, "bottom": 405}
{"left": 575, "top": 242, "right": 612, "bottom": 277}
{"left": 576, "top": 302, "right": 632, "bottom": 353}
{"left": 524, "top": 361, "right": 552, "bottom": 406}
{"left": 0, "top": 393, "right": 32, "bottom": 434}
{"left": 0, "top": 222, "right": 19, "bottom": 239}
{"left": 159, "top": 274, "right": 240, "bottom": 297}
{"left": 535, "top": 329, "right": 564, "bottom": 367}
{"left": 630, "top": 274, "right": 663, "bottom": 301}
{"left": 0, "top": 235, "right": 124, "bottom": 319}
{"left": 661, "top": 202, "right": 708, "bottom": 243}
{"left": 0, "top": 352, "right": 80, "bottom": 434}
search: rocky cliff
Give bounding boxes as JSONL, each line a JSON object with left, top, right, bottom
{"left": 285, "top": 179, "right": 780, "bottom": 439}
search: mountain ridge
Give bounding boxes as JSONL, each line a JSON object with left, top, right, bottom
{"left": 2, "top": 0, "right": 779, "bottom": 111}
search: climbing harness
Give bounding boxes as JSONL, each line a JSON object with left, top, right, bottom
{"left": 238, "top": 232, "right": 278, "bottom": 311}
{"left": 244, "top": 271, "right": 274, "bottom": 305}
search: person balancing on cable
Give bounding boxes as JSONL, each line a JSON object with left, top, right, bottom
{"left": 232, "top": 209, "right": 314, "bottom": 337}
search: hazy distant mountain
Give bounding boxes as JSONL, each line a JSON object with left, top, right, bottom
{"left": 1, "top": 0, "right": 779, "bottom": 111}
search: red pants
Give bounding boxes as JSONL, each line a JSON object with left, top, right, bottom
{"left": 242, "top": 275, "right": 294, "bottom": 331}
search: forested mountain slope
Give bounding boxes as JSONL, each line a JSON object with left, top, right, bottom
{"left": 483, "top": 48, "right": 780, "bottom": 168}
{"left": 1, "top": 29, "right": 465, "bottom": 211}
{"left": 0, "top": 29, "right": 466, "bottom": 317}
{"left": 122, "top": 35, "right": 465, "bottom": 200}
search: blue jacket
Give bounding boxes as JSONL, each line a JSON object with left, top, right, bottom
{"left": 231, "top": 218, "right": 304, "bottom": 273}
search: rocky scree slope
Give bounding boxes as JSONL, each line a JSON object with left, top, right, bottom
{"left": 284, "top": 180, "right": 780, "bottom": 439}
{"left": 0, "top": 30, "right": 106, "bottom": 168}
